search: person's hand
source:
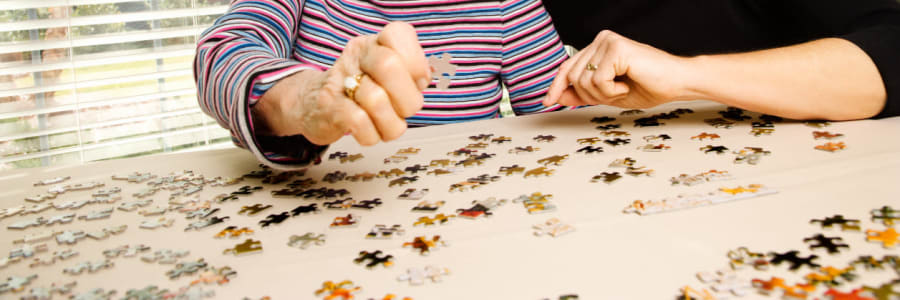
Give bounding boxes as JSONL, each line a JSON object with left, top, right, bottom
{"left": 543, "top": 30, "right": 691, "bottom": 109}
{"left": 257, "top": 21, "right": 430, "bottom": 146}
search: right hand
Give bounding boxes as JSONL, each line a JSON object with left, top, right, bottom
{"left": 257, "top": 21, "right": 431, "bottom": 146}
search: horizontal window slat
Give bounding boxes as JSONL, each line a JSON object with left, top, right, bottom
{"left": 1, "top": 6, "right": 227, "bottom": 33}
{"left": 0, "top": 27, "right": 202, "bottom": 55}
{"left": 0, "top": 46, "right": 195, "bottom": 77}
{"left": 0, "top": 87, "right": 196, "bottom": 120}
{"left": 0, "top": 68, "right": 192, "bottom": 98}
{"left": 0, "top": 0, "right": 147, "bottom": 10}
{"left": 1, "top": 107, "right": 203, "bottom": 143}
{"left": 1, "top": 124, "right": 221, "bottom": 164}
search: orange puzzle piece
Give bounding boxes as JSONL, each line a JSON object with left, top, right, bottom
{"left": 866, "top": 227, "right": 899, "bottom": 248}
{"left": 815, "top": 142, "right": 846, "bottom": 152}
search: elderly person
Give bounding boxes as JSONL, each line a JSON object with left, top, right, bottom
{"left": 194, "top": 0, "right": 569, "bottom": 169}
{"left": 542, "top": 0, "right": 900, "bottom": 120}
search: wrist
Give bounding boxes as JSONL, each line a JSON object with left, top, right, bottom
{"left": 253, "top": 69, "right": 324, "bottom": 137}
{"left": 674, "top": 55, "right": 714, "bottom": 102}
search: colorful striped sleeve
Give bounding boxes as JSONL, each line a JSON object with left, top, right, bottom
{"left": 500, "top": 0, "right": 570, "bottom": 115}
{"left": 194, "top": 0, "right": 327, "bottom": 170}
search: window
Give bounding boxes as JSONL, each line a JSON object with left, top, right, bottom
{"left": 0, "top": 0, "right": 233, "bottom": 170}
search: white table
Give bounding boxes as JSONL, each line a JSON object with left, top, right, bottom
{"left": 1, "top": 101, "right": 898, "bottom": 299}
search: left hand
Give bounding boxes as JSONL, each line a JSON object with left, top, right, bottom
{"left": 543, "top": 30, "right": 691, "bottom": 109}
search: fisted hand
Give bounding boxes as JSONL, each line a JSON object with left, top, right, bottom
{"left": 259, "top": 21, "right": 430, "bottom": 146}
{"left": 543, "top": 30, "right": 691, "bottom": 109}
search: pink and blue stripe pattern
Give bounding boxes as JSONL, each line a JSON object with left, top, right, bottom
{"left": 195, "top": 0, "right": 569, "bottom": 169}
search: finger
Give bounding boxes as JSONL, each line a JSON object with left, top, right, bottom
{"left": 578, "top": 41, "right": 610, "bottom": 101}
{"left": 565, "top": 42, "right": 599, "bottom": 94}
{"left": 594, "top": 47, "right": 631, "bottom": 99}
{"left": 544, "top": 52, "right": 580, "bottom": 106}
{"left": 360, "top": 40, "right": 425, "bottom": 118}
{"left": 377, "top": 21, "right": 430, "bottom": 91}
{"left": 339, "top": 101, "right": 382, "bottom": 146}
{"left": 555, "top": 88, "right": 592, "bottom": 107}
{"left": 354, "top": 74, "right": 408, "bottom": 141}
{"left": 566, "top": 42, "right": 603, "bottom": 104}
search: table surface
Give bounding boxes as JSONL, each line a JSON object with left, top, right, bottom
{"left": 1, "top": 100, "right": 899, "bottom": 299}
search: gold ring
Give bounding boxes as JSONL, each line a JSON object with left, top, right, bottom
{"left": 343, "top": 73, "right": 365, "bottom": 101}
{"left": 585, "top": 64, "right": 598, "bottom": 71}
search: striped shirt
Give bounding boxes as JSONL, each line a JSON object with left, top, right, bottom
{"left": 195, "top": 0, "right": 569, "bottom": 170}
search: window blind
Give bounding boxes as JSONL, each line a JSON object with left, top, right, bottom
{"left": 0, "top": 0, "right": 233, "bottom": 170}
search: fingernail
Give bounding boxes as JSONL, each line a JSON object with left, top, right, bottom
{"left": 417, "top": 78, "right": 430, "bottom": 91}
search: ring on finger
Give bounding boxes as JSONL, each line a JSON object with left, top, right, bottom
{"left": 343, "top": 73, "right": 366, "bottom": 101}
{"left": 585, "top": 63, "right": 598, "bottom": 71}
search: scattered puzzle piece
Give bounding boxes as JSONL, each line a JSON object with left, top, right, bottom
{"left": 8, "top": 217, "right": 47, "bottom": 230}
{"left": 590, "top": 116, "right": 616, "bottom": 124}
{"left": 389, "top": 176, "right": 419, "bottom": 187}
{"left": 823, "top": 288, "right": 875, "bottom": 300}
{"left": 704, "top": 118, "right": 735, "bottom": 128}
{"left": 524, "top": 166, "right": 554, "bottom": 178}
{"left": 769, "top": 250, "right": 820, "bottom": 271}
{"left": 403, "top": 236, "right": 447, "bottom": 255}
{"left": 55, "top": 230, "right": 87, "bottom": 245}
{"left": 806, "top": 120, "right": 831, "bottom": 128}
{"left": 185, "top": 216, "right": 229, "bottom": 231}
{"left": 576, "top": 146, "right": 604, "bottom": 154}
{"left": 691, "top": 133, "right": 720, "bottom": 141}
{"left": 166, "top": 258, "right": 208, "bottom": 279}
{"left": 413, "top": 214, "right": 455, "bottom": 226}
{"left": 804, "top": 266, "right": 856, "bottom": 287}
{"left": 728, "top": 247, "right": 770, "bottom": 270}
{"left": 141, "top": 249, "right": 189, "bottom": 264}
{"left": 533, "top": 218, "right": 575, "bottom": 237}
{"left": 259, "top": 212, "right": 291, "bottom": 227}
{"left": 637, "top": 144, "right": 671, "bottom": 152}
{"left": 412, "top": 200, "right": 445, "bottom": 212}
{"left": 509, "top": 146, "right": 540, "bottom": 154}
{"left": 490, "top": 136, "right": 512, "bottom": 144}
{"left": 223, "top": 239, "right": 263, "bottom": 256}
{"left": 700, "top": 145, "right": 729, "bottom": 154}
{"left": 816, "top": 142, "right": 847, "bottom": 152}
{"left": 330, "top": 214, "right": 360, "bottom": 228}
{"left": 603, "top": 138, "right": 631, "bottom": 146}
{"left": 339, "top": 153, "right": 364, "bottom": 163}
{"left": 397, "top": 266, "right": 450, "bottom": 286}
{"left": 354, "top": 250, "right": 394, "bottom": 268}
{"left": 140, "top": 218, "right": 175, "bottom": 230}
{"left": 813, "top": 131, "right": 844, "bottom": 140}
{"left": 63, "top": 259, "right": 114, "bottom": 275}
{"left": 591, "top": 172, "right": 622, "bottom": 184}
{"left": 288, "top": 232, "right": 325, "bottom": 249}
{"left": 804, "top": 234, "right": 850, "bottom": 254}
{"left": 315, "top": 280, "right": 361, "bottom": 300}
{"left": 215, "top": 226, "right": 254, "bottom": 238}
{"left": 811, "top": 215, "right": 861, "bottom": 231}
{"left": 533, "top": 135, "right": 556, "bottom": 142}
{"left": 377, "top": 168, "right": 406, "bottom": 178}
{"left": 0, "top": 274, "right": 38, "bottom": 293}
{"left": 865, "top": 227, "right": 899, "bottom": 248}
{"left": 398, "top": 188, "right": 429, "bottom": 200}
{"left": 365, "top": 225, "right": 404, "bottom": 239}
{"left": 346, "top": 172, "right": 376, "bottom": 182}
{"left": 538, "top": 154, "right": 568, "bottom": 166}
{"left": 239, "top": 204, "right": 272, "bottom": 216}
{"left": 577, "top": 137, "right": 601, "bottom": 145}
{"left": 751, "top": 276, "right": 815, "bottom": 299}
{"left": 871, "top": 206, "right": 899, "bottom": 226}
